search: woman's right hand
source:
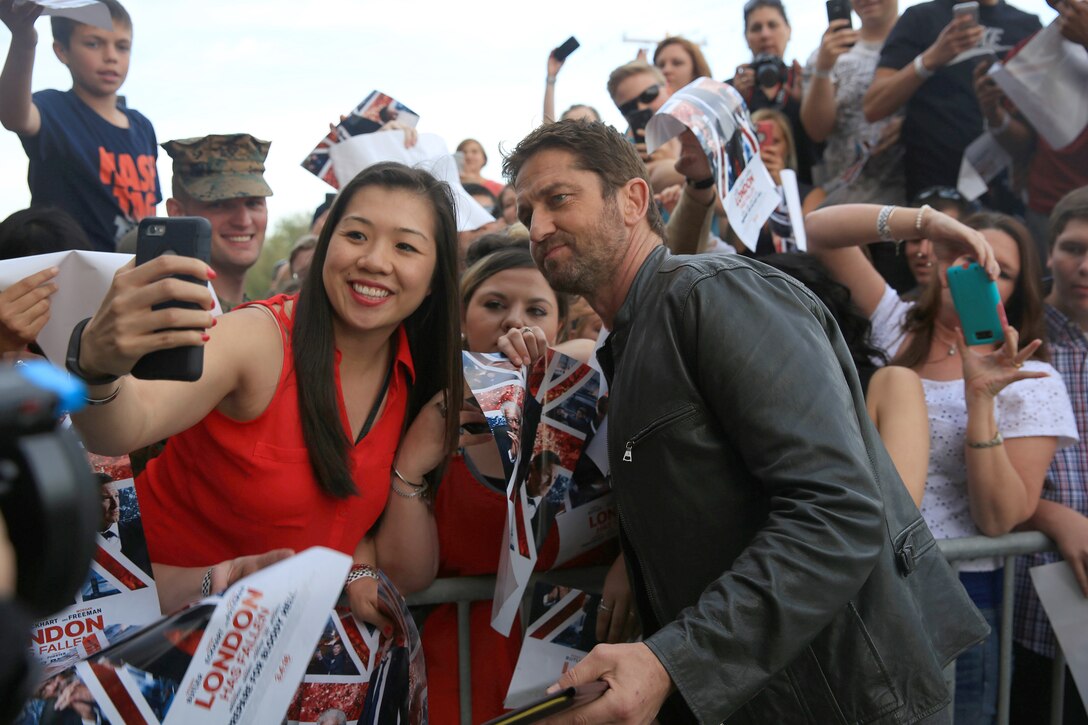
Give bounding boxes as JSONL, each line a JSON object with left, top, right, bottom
{"left": 919, "top": 208, "right": 1000, "bottom": 279}
{"left": 78, "top": 256, "right": 216, "bottom": 379}
{"left": 732, "top": 64, "right": 755, "bottom": 97}
{"left": 496, "top": 324, "right": 550, "bottom": 368}
{"left": 209, "top": 548, "right": 295, "bottom": 594}
{"left": 547, "top": 51, "right": 564, "bottom": 78}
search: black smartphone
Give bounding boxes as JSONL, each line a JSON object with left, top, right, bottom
{"left": 552, "top": 36, "right": 580, "bottom": 62}
{"left": 131, "top": 216, "right": 212, "bottom": 381}
{"left": 826, "top": 0, "right": 853, "bottom": 27}
{"left": 947, "top": 261, "right": 1007, "bottom": 346}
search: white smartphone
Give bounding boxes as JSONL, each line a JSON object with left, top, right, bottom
{"left": 953, "top": 1, "right": 980, "bottom": 26}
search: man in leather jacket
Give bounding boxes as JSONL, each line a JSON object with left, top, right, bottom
{"left": 504, "top": 119, "right": 989, "bottom": 724}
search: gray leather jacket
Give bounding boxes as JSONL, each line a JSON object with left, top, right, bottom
{"left": 597, "top": 247, "right": 988, "bottom": 724}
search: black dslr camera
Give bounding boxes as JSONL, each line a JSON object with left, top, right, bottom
{"left": 0, "top": 362, "right": 98, "bottom": 617}
{"left": 751, "top": 53, "right": 788, "bottom": 89}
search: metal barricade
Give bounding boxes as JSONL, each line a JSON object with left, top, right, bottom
{"left": 407, "top": 533, "right": 1070, "bottom": 725}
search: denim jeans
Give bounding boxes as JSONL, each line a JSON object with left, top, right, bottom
{"left": 954, "top": 570, "right": 1002, "bottom": 725}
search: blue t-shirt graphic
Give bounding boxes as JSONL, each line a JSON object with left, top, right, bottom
{"left": 21, "top": 89, "right": 161, "bottom": 251}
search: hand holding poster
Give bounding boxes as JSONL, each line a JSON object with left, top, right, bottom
{"left": 645, "top": 78, "right": 779, "bottom": 249}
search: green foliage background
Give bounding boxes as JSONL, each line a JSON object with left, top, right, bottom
{"left": 244, "top": 212, "right": 312, "bottom": 301}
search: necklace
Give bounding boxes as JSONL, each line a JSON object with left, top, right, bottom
{"left": 933, "top": 327, "right": 958, "bottom": 357}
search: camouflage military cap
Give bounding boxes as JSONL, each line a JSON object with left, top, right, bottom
{"left": 162, "top": 133, "right": 273, "bottom": 202}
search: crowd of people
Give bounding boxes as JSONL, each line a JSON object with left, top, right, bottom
{"left": 2, "top": 0, "right": 1088, "bottom": 723}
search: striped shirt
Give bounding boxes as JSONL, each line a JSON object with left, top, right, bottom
{"left": 1014, "top": 305, "right": 1088, "bottom": 658}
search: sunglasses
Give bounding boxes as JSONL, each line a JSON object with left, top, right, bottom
{"left": 914, "top": 186, "right": 966, "bottom": 205}
{"left": 618, "top": 85, "right": 661, "bottom": 117}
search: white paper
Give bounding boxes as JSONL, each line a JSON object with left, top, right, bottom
{"left": 989, "top": 21, "right": 1088, "bottom": 150}
{"left": 724, "top": 157, "right": 780, "bottom": 250}
{"left": 15, "top": 0, "right": 113, "bottom": 31}
{"left": 0, "top": 250, "right": 222, "bottom": 367}
{"left": 1030, "top": 561, "right": 1088, "bottom": 713}
{"left": 956, "top": 132, "right": 1012, "bottom": 201}
{"left": 326, "top": 131, "right": 495, "bottom": 232}
{"left": 779, "top": 169, "right": 807, "bottom": 252}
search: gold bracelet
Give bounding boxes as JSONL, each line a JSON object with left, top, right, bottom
{"left": 967, "top": 431, "right": 1004, "bottom": 449}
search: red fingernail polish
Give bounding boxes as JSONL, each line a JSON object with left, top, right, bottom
{"left": 201, "top": 333, "right": 211, "bottom": 342}
{"left": 383, "top": 625, "right": 393, "bottom": 637}
{"left": 207, "top": 268, "right": 217, "bottom": 279}
{"left": 212, "top": 318, "right": 218, "bottom": 327}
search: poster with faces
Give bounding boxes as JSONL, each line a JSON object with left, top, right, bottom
{"left": 646, "top": 78, "right": 779, "bottom": 250}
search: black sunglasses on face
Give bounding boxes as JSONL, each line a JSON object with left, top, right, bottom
{"left": 618, "top": 85, "right": 661, "bottom": 117}
{"left": 914, "top": 186, "right": 966, "bottom": 205}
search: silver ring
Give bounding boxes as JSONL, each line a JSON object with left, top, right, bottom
{"left": 597, "top": 602, "right": 612, "bottom": 612}
{"left": 522, "top": 326, "right": 533, "bottom": 334}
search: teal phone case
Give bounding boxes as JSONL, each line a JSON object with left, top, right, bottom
{"left": 947, "top": 262, "right": 1007, "bottom": 346}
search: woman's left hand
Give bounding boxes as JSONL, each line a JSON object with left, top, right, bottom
{"left": 396, "top": 390, "right": 453, "bottom": 481}
{"left": 496, "top": 325, "right": 550, "bottom": 368}
{"left": 595, "top": 553, "right": 640, "bottom": 644}
{"left": 959, "top": 325, "right": 1048, "bottom": 400}
{"left": 346, "top": 573, "right": 395, "bottom": 636}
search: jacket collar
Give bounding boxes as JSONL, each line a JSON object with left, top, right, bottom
{"left": 600, "top": 245, "right": 670, "bottom": 381}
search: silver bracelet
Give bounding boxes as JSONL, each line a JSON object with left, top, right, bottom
{"left": 391, "top": 477, "right": 429, "bottom": 498}
{"left": 345, "top": 564, "right": 380, "bottom": 588}
{"left": 201, "top": 567, "right": 214, "bottom": 597}
{"left": 85, "top": 380, "right": 122, "bottom": 406}
{"left": 967, "top": 431, "right": 1004, "bottom": 449}
{"left": 811, "top": 67, "right": 833, "bottom": 80}
{"left": 546, "top": 75, "right": 557, "bottom": 84}
{"left": 877, "top": 205, "right": 897, "bottom": 242}
{"left": 393, "top": 465, "right": 424, "bottom": 488}
{"left": 913, "top": 54, "right": 935, "bottom": 80}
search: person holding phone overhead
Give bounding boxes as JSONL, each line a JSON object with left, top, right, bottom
{"left": 806, "top": 203, "right": 1076, "bottom": 724}
{"left": 801, "top": 0, "right": 906, "bottom": 206}
{"left": 863, "top": 0, "right": 1041, "bottom": 199}
{"left": 66, "top": 162, "right": 464, "bottom": 630}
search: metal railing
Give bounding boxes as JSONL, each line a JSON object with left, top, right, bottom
{"left": 407, "top": 532, "right": 1069, "bottom": 725}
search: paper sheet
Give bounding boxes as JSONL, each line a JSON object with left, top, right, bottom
{"left": 989, "top": 21, "right": 1088, "bottom": 150}
{"left": 956, "top": 132, "right": 1012, "bottom": 201}
{"left": 1030, "top": 561, "right": 1088, "bottom": 713}
{"left": 16, "top": 0, "right": 113, "bottom": 31}
{"left": 326, "top": 131, "right": 494, "bottom": 232}
{"left": 0, "top": 250, "right": 223, "bottom": 366}
{"left": 779, "top": 169, "right": 807, "bottom": 252}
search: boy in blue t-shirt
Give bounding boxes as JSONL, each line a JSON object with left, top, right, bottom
{"left": 0, "top": 0, "right": 160, "bottom": 251}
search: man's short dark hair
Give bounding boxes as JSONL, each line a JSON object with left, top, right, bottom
{"left": 502, "top": 120, "right": 666, "bottom": 238}
{"left": 52, "top": 0, "right": 132, "bottom": 47}
{"left": 1049, "top": 186, "right": 1088, "bottom": 250}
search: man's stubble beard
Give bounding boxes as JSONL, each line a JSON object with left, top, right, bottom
{"left": 540, "top": 201, "right": 628, "bottom": 297}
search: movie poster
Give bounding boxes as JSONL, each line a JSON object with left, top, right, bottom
{"left": 301, "top": 90, "right": 420, "bottom": 188}
{"left": 462, "top": 351, "right": 617, "bottom": 637}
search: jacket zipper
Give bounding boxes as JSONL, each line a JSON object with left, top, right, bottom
{"left": 622, "top": 404, "right": 697, "bottom": 462}
{"left": 610, "top": 425, "right": 667, "bottom": 627}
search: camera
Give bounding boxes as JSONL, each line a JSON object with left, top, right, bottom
{"left": 751, "top": 53, "right": 788, "bottom": 89}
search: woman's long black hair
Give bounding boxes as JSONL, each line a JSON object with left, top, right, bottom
{"left": 292, "top": 162, "right": 462, "bottom": 500}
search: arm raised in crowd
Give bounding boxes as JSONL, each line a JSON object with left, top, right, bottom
{"left": 543, "top": 51, "right": 563, "bottom": 124}
{"left": 864, "top": 14, "right": 982, "bottom": 122}
{"left": 805, "top": 203, "right": 997, "bottom": 316}
{"left": 661, "top": 130, "right": 717, "bottom": 255}
{"left": 0, "top": 0, "right": 43, "bottom": 135}
{"left": 972, "top": 60, "right": 1035, "bottom": 161}
{"left": 800, "top": 19, "right": 858, "bottom": 142}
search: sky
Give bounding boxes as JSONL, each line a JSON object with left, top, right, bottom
{"left": 0, "top": 0, "right": 1059, "bottom": 235}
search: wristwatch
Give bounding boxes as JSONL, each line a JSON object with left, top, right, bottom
{"left": 686, "top": 176, "right": 715, "bottom": 190}
{"left": 65, "top": 317, "right": 119, "bottom": 385}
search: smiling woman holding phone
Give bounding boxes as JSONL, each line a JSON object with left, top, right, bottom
{"left": 67, "top": 162, "right": 464, "bottom": 628}
{"left": 806, "top": 203, "right": 1076, "bottom": 723}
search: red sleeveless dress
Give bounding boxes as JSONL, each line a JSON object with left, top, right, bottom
{"left": 135, "top": 294, "right": 414, "bottom": 567}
